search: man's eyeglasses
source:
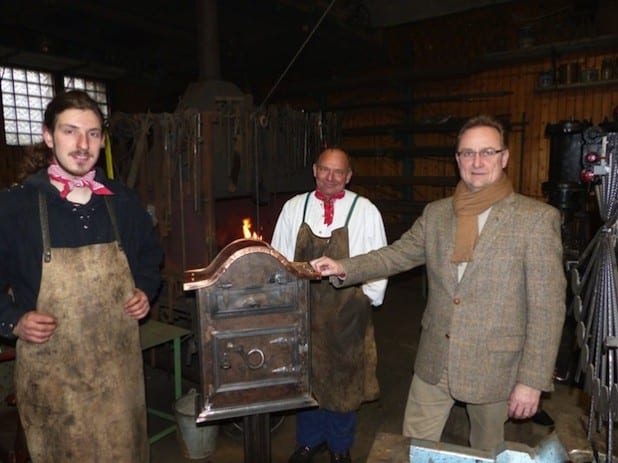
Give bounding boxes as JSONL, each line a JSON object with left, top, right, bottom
{"left": 456, "top": 148, "right": 506, "bottom": 159}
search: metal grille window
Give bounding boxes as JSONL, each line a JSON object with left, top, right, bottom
{"left": 0, "top": 67, "right": 54, "bottom": 145}
{"left": 0, "top": 69, "right": 110, "bottom": 146}
{"left": 64, "top": 76, "right": 109, "bottom": 119}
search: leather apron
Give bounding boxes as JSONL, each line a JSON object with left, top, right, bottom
{"left": 294, "top": 193, "right": 379, "bottom": 412}
{"left": 14, "top": 193, "right": 149, "bottom": 463}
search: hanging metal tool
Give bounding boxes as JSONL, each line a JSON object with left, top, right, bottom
{"left": 126, "top": 115, "right": 152, "bottom": 189}
{"left": 193, "top": 111, "right": 202, "bottom": 213}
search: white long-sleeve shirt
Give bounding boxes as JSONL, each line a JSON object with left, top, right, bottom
{"left": 271, "top": 190, "right": 388, "bottom": 306}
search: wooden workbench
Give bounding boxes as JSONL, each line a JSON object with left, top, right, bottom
{"left": 367, "top": 432, "right": 411, "bottom": 463}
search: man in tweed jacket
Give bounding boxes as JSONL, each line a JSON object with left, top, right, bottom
{"left": 311, "top": 115, "right": 566, "bottom": 450}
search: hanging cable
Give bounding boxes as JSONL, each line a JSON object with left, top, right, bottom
{"left": 259, "top": 0, "right": 337, "bottom": 109}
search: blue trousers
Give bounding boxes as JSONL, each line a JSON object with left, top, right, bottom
{"left": 296, "top": 408, "right": 356, "bottom": 454}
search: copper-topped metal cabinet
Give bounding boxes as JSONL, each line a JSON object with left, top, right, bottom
{"left": 184, "top": 238, "right": 320, "bottom": 423}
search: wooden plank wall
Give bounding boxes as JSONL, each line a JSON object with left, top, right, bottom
{"left": 323, "top": 0, "right": 618, "bottom": 239}
{"left": 338, "top": 50, "right": 618, "bottom": 218}
{"left": 0, "top": 145, "right": 24, "bottom": 188}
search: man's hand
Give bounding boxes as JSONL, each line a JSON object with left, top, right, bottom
{"left": 508, "top": 383, "right": 541, "bottom": 419}
{"left": 124, "top": 289, "right": 150, "bottom": 320}
{"left": 13, "top": 311, "right": 57, "bottom": 344}
{"left": 310, "top": 256, "right": 345, "bottom": 277}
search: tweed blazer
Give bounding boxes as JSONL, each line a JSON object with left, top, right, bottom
{"left": 336, "top": 192, "right": 566, "bottom": 404}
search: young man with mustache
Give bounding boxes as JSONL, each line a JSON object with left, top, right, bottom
{"left": 0, "top": 90, "right": 162, "bottom": 462}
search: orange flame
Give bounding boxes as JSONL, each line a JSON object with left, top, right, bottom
{"left": 242, "top": 218, "right": 262, "bottom": 240}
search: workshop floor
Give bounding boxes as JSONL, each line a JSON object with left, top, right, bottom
{"left": 0, "top": 270, "right": 612, "bottom": 462}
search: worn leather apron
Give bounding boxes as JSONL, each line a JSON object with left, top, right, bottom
{"left": 294, "top": 193, "right": 379, "bottom": 412}
{"left": 14, "top": 193, "right": 149, "bottom": 463}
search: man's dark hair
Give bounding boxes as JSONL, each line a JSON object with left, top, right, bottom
{"left": 43, "top": 90, "right": 104, "bottom": 131}
{"left": 456, "top": 115, "right": 507, "bottom": 149}
{"left": 17, "top": 90, "right": 104, "bottom": 181}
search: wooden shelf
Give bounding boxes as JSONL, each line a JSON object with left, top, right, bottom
{"left": 301, "top": 91, "right": 513, "bottom": 111}
{"left": 348, "top": 146, "right": 454, "bottom": 158}
{"left": 342, "top": 120, "right": 465, "bottom": 136}
{"left": 353, "top": 175, "right": 458, "bottom": 187}
{"left": 480, "top": 34, "right": 618, "bottom": 67}
{"left": 535, "top": 78, "right": 618, "bottom": 92}
{"left": 342, "top": 115, "right": 519, "bottom": 137}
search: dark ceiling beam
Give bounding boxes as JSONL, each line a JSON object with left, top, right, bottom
{"left": 0, "top": 2, "right": 199, "bottom": 82}
{"left": 273, "top": 66, "right": 474, "bottom": 98}
{"left": 42, "top": 0, "right": 194, "bottom": 42}
{"left": 0, "top": 45, "right": 127, "bottom": 79}
{"left": 276, "top": 0, "right": 379, "bottom": 43}
{"left": 299, "top": 90, "right": 513, "bottom": 112}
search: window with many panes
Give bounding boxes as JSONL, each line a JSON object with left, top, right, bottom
{"left": 64, "top": 76, "right": 109, "bottom": 119}
{"left": 0, "top": 67, "right": 54, "bottom": 145}
{"left": 0, "top": 67, "right": 109, "bottom": 146}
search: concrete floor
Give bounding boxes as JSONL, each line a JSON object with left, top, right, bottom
{"left": 0, "top": 270, "right": 613, "bottom": 462}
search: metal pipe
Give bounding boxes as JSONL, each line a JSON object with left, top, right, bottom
{"left": 196, "top": 0, "right": 220, "bottom": 81}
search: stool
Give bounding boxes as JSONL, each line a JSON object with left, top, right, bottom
{"left": 0, "top": 346, "right": 29, "bottom": 463}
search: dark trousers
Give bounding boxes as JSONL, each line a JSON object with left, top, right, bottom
{"left": 296, "top": 408, "right": 356, "bottom": 453}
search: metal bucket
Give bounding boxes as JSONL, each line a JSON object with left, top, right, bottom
{"left": 174, "top": 390, "right": 219, "bottom": 459}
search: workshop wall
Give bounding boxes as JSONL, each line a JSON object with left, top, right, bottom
{"left": 1, "top": 1, "right": 617, "bottom": 244}
{"left": 343, "top": 52, "right": 616, "bottom": 187}
{"left": 327, "top": 50, "right": 618, "bottom": 239}
{"left": 277, "top": 0, "right": 618, "bottom": 238}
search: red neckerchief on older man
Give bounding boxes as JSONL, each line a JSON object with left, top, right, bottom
{"left": 47, "top": 160, "right": 113, "bottom": 199}
{"left": 315, "top": 190, "right": 345, "bottom": 226}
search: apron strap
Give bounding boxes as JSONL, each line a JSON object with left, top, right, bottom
{"left": 302, "top": 192, "right": 312, "bottom": 223}
{"left": 303, "top": 191, "right": 359, "bottom": 227}
{"left": 104, "top": 197, "right": 123, "bottom": 251}
{"left": 344, "top": 193, "right": 360, "bottom": 228}
{"left": 37, "top": 193, "right": 124, "bottom": 261}
{"left": 38, "top": 193, "right": 52, "bottom": 263}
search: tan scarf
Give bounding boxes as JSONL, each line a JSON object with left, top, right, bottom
{"left": 451, "top": 174, "right": 513, "bottom": 263}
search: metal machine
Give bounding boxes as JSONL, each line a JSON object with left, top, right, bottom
{"left": 571, "top": 122, "right": 618, "bottom": 459}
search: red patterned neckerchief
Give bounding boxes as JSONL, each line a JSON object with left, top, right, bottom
{"left": 314, "top": 190, "right": 345, "bottom": 225}
{"left": 47, "top": 161, "right": 113, "bottom": 199}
